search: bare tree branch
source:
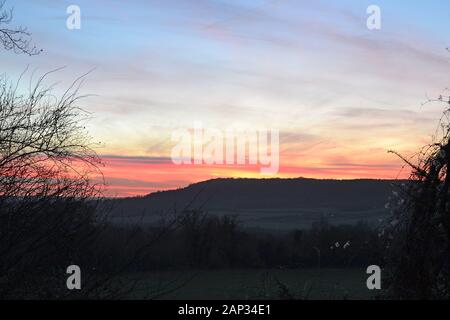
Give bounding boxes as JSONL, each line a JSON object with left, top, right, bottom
{"left": 0, "top": 1, "right": 41, "bottom": 55}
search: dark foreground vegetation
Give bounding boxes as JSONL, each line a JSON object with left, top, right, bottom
{"left": 0, "top": 202, "right": 385, "bottom": 299}
{"left": 99, "top": 213, "right": 382, "bottom": 271}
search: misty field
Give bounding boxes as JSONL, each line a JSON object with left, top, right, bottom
{"left": 122, "top": 268, "right": 378, "bottom": 300}
{"left": 212, "top": 208, "right": 388, "bottom": 232}
{"left": 110, "top": 208, "right": 388, "bottom": 232}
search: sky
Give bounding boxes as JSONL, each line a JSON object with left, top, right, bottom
{"left": 1, "top": 0, "right": 450, "bottom": 196}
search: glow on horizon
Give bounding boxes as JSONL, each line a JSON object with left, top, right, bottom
{"left": 97, "top": 153, "right": 411, "bottom": 197}
{"left": 1, "top": 1, "right": 449, "bottom": 196}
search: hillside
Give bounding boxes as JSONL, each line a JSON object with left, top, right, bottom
{"left": 106, "top": 178, "right": 401, "bottom": 230}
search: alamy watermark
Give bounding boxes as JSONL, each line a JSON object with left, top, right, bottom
{"left": 66, "top": 5, "right": 81, "bottom": 30}
{"left": 366, "top": 265, "right": 381, "bottom": 290}
{"left": 366, "top": 5, "right": 381, "bottom": 30}
{"left": 171, "top": 122, "right": 279, "bottom": 174}
{"left": 66, "top": 264, "right": 81, "bottom": 290}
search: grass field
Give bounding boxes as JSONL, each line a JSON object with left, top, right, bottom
{"left": 123, "top": 268, "right": 379, "bottom": 300}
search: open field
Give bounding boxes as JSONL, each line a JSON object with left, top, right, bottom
{"left": 109, "top": 208, "right": 388, "bottom": 232}
{"left": 122, "top": 268, "right": 380, "bottom": 300}
{"left": 211, "top": 208, "right": 387, "bottom": 231}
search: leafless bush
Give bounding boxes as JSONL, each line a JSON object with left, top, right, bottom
{"left": 0, "top": 70, "right": 104, "bottom": 298}
{"left": 384, "top": 95, "right": 450, "bottom": 299}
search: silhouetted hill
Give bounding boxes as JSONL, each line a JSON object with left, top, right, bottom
{"left": 106, "top": 178, "right": 402, "bottom": 230}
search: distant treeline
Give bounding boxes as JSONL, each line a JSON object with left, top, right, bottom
{"left": 94, "top": 211, "right": 384, "bottom": 272}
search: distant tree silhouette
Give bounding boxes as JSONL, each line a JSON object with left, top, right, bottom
{"left": 385, "top": 95, "right": 450, "bottom": 299}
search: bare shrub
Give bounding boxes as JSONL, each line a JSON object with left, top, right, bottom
{"left": 385, "top": 95, "right": 450, "bottom": 299}
{"left": 0, "top": 71, "right": 104, "bottom": 298}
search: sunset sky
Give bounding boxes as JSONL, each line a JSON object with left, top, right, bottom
{"left": 2, "top": 0, "right": 450, "bottom": 196}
